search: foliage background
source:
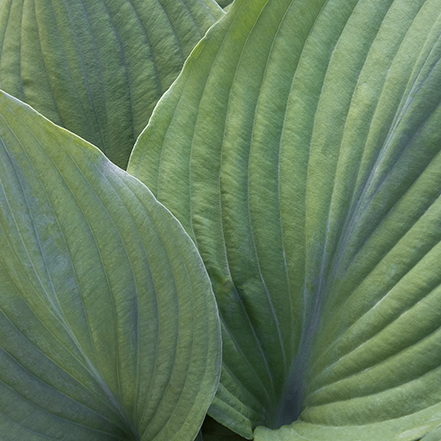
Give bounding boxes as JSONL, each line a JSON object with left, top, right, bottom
{"left": 2, "top": 0, "right": 441, "bottom": 440}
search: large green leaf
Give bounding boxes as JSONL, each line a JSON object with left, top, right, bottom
{"left": 128, "top": 0, "right": 441, "bottom": 439}
{"left": 0, "top": 90, "right": 221, "bottom": 440}
{"left": 0, "top": 0, "right": 223, "bottom": 168}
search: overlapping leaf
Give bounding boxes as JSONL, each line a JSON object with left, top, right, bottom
{"left": 128, "top": 0, "right": 441, "bottom": 439}
{"left": 0, "top": 0, "right": 223, "bottom": 168}
{"left": 0, "top": 90, "right": 221, "bottom": 440}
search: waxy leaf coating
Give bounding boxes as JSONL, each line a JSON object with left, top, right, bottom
{"left": 0, "top": 0, "right": 223, "bottom": 168}
{"left": 128, "top": 0, "right": 441, "bottom": 439}
{"left": 0, "top": 90, "right": 221, "bottom": 440}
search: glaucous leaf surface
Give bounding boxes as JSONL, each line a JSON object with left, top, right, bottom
{"left": 0, "top": 0, "right": 223, "bottom": 168}
{"left": 128, "top": 0, "right": 441, "bottom": 439}
{"left": 0, "top": 90, "right": 221, "bottom": 440}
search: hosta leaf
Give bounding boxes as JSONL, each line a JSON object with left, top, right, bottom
{"left": 128, "top": 0, "right": 441, "bottom": 439}
{"left": 0, "top": 0, "right": 223, "bottom": 168}
{"left": 0, "top": 90, "right": 221, "bottom": 440}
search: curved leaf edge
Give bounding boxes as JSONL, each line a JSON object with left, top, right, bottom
{"left": 0, "top": 88, "right": 223, "bottom": 441}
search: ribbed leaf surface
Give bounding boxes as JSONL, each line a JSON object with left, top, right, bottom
{"left": 0, "top": 0, "right": 223, "bottom": 168}
{"left": 0, "top": 90, "right": 221, "bottom": 440}
{"left": 128, "top": 0, "right": 441, "bottom": 439}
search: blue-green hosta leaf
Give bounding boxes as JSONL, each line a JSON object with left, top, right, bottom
{"left": 128, "top": 0, "right": 441, "bottom": 439}
{"left": 0, "top": 0, "right": 223, "bottom": 169}
{"left": 0, "top": 90, "right": 221, "bottom": 440}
